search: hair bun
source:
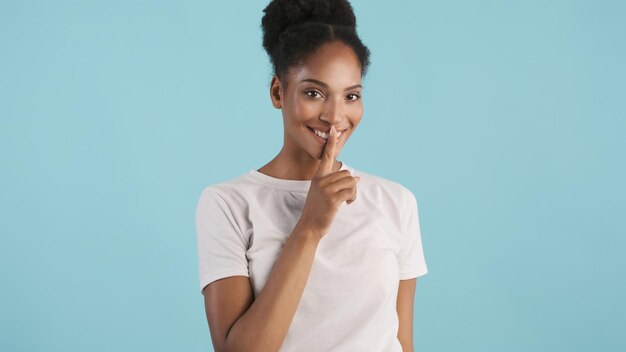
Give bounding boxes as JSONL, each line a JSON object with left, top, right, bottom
{"left": 262, "top": 0, "right": 357, "bottom": 56}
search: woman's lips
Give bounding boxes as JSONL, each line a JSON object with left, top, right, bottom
{"left": 307, "top": 127, "right": 345, "bottom": 144}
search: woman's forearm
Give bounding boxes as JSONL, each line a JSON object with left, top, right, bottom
{"left": 224, "top": 223, "right": 321, "bottom": 352}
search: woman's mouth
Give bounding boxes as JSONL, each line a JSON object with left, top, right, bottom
{"left": 307, "top": 127, "right": 346, "bottom": 144}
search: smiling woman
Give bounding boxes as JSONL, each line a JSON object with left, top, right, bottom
{"left": 195, "top": 1, "right": 428, "bottom": 351}
{"left": 271, "top": 40, "right": 362, "bottom": 165}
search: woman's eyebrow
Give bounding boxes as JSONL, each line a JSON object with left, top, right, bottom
{"left": 300, "top": 78, "right": 362, "bottom": 91}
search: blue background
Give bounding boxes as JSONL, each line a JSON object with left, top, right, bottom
{"left": 1, "top": 0, "right": 625, "bottom": 351}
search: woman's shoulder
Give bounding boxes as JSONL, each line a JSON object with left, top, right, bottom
{"left": 351, "top": 167, "right": 413, "bottom": 193}
{"left": 197, "top": 171, "right": 256, "bottom": 203}
{"left": 350, "top": 166, "right": 416, "bottom": 204}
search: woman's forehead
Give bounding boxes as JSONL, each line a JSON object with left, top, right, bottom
{"left": 288, "top": 44, "right": 362, "bottom": 88}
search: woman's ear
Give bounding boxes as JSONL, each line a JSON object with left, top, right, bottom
{"left": 269, "top": 75, "right": 283, "bottom": 109}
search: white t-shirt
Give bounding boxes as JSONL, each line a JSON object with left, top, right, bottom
{"left": 195, "top": 161, "right": 428, "bottom": 351}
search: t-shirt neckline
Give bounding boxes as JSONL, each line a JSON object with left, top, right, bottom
{"left": 246, "top": 161, "right": 350, "bottom": 192}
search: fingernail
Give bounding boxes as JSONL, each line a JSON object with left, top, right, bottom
{"left": 330, "top": 125, "right": 336, "bottom": 137}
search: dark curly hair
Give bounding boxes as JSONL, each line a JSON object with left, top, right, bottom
{"left": 261, "top": 0, "right": 371, "bottom": 87}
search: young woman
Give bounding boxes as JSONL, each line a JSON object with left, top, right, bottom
{"left": 195, "top": 0, "right": 428, "bottom": 351}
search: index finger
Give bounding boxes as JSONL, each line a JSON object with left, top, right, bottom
{"left": 315, "top": 125, "right": 338, "bottom": 177}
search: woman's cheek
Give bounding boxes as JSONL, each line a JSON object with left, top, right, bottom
{"left": 297, "top": 102, "right": 319, "bottom": 119}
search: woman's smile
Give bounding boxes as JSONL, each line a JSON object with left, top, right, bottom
{"left": 306, "top": 126, "right": 347, "bottom": 144}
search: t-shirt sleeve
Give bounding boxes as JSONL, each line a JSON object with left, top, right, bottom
{"left": 398, "top": 189, "right": 429, "bottom": 280}
{"left": 195, "top": 188, "right": 250, "bottom": 294}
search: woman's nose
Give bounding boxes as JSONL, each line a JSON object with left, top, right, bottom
{"left": 320, "top": 100, "right": 343, "bottom": 124}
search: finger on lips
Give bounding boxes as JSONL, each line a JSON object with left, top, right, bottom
{"left": 316, "top": 125, "right": 338, "bottom": 177}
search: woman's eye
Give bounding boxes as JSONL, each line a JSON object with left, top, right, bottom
{"left": 305, "top": 90, "right": 322, "bottom": 98}
{"left": 347, "top": 93, "right": 361, "bottom": 101}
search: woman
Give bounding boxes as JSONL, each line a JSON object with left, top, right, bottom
{"left": 195, "top": 0, "right": 428, "bottom": 351}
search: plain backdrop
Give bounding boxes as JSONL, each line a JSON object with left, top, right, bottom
{"left": 1, "top": 0, "right": 625, "bottom": 351}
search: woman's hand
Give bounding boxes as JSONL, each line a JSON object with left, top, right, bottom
{"left": 297, "top": 125, "right": 360, "bottom": 239}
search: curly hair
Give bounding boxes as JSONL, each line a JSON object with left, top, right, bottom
{"left": 261, "top": 0, "right": 371, "bottom": 87}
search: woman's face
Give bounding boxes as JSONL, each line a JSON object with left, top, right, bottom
{"left": 270, "top": 40, "right": 363, "bottom": 162}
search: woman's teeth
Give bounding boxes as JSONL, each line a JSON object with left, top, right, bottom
{"left": 313, "top": 128, "right": 344, "bottom": 140}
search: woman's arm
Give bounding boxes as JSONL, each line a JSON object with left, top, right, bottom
{"left": 397, "top": 278, "right": 417, "bottom": 352}
{"left": 214, "top": 224, "right": 320, "bottom": 352}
